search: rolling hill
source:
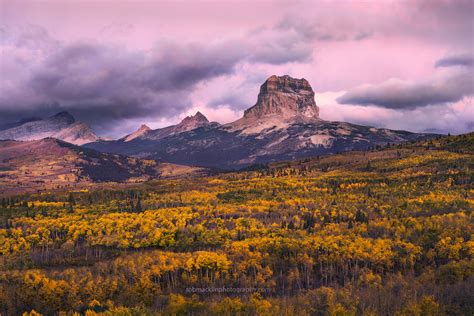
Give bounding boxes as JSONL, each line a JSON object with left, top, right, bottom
{"left": 0, "top": 138, "right": 206, "bottom": 195}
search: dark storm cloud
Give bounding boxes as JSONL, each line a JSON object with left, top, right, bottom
{"left": 141, "top": 41, "right": 247, "bottom": 91}
{"left": 0, "top": 24, "right": 316, "bottom": 131}
{"left": 24, "top": 40, "right": 243, "bottom": 106}
{"left": 337, "top": 70, "right": 474, "bottom": 109}
{"left": 16, "top": 40, "right": 240, "bottom": 128}
{"left": 0, "top": 30, "right": 242, "bottom": 127}
{"left": 435, "top": 54, "right": 474, "bottom": 68}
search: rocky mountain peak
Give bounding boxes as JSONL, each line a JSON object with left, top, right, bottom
{"left": 195, "top": 111, "right": 208, "bottom": 121}
{"left": 243, "top": 75, "right": 319, "bottom": 120}
{"left": 123, "top": 124, "right": 152, "bottom": 142}
{"left": 138, "top": 124, "right": 151, "bottom": 132}
{"left": 120, "top": 113, "right": 212, "bottom": 142}
{"left": 180, "top": 112, "right": 209, "bottom": 125}
{"left": 176, "top": 112, "right": 210, "bottom": 131}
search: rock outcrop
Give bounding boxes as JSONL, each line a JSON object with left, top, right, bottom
{"left": 243, "top": 75, "right": 319, "bottom": 120}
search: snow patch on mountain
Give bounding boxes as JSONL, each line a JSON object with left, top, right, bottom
{"left": 309, "top": 134, "right": 334, "bottom": 147}
{"left": 0, "top": 112, "right": 99, "bottom": 145}
{"left": 265, "top": 135, "right": 290, "bottom": 148}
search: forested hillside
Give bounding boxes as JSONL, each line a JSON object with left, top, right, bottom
{"left": 0, "top": 133, "right": 472, "bottom": 315}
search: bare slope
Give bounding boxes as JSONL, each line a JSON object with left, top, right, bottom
{"left": 0, "top": 138, "right": 206, "bottom": 194}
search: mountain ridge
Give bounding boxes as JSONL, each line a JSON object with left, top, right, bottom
{"left": 86, "top": 74, "right": 435, "bottom": 169}
{"left": 122, "top": 124, "right": 152, "bottom": 142}
{"left": 120, "top": 112, "right": 216, "bottom": 143}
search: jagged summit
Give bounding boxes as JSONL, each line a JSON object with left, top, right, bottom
{"left": 123, "top": 124, "right": 152, "bottom": 142}
{"left": 173, "top": 111, "right": 209, "bottom": 133}
{"left": 243, "top": 75, "right": 319, "bottom": 120}
{"left": 180, "top": 111, "right": 209, "bottom": 124}
{"left": 138, "top": 124, "right": 151, "bottom": 131}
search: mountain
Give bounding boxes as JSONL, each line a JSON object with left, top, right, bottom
{"left": 176, "top": 111, "right": 211, "bottom": 131}
{"left": 0, "top": 111, "right": 99, "bottom": 145}
{"left": 243, "top": 74, "right": 319, "bottom": 120}
{"left": 120, "top": 111, "right": 215, "bottom": 143}
{"left": 85, "top": 75, "right": 436, "bottom": 169}
{"left": 121, "top": 124, "right": 152, "bottom": 142}
{"left": 0, "top": 138, "right": 207, "bottom": 195}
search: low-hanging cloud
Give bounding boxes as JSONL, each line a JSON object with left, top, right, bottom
{"left": 319, "top": 92, "right": 473, "bottom": 135}
{"left": 337, "top": 67, "right": 474, "bottom": 109}
{"left": 435, "top": 54, "right": 474, "bottom": 68}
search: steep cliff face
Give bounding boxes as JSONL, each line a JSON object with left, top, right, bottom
{"left": 243, "top": 75, "right": 319, "bottom": 120}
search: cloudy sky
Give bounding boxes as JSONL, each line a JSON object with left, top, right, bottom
{"left": 0, "top": 0, "right": 473, "bottom": 137}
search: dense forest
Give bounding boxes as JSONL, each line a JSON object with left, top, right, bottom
{"left": 0, "top": 133, "right": 472, "bottom": 315}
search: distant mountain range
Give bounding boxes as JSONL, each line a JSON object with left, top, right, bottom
{"left": 85, "top": 75, "right": 435, "bottom": 168}
{"left": 0, "top": 75, "right": 436, "bottom": 169}
{"left": 119, "top": 111, "right": 215, "bottom": 143}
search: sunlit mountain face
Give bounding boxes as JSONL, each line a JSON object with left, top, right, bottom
{"left": 0, "top": 1, "right": 473, "bottom": 315}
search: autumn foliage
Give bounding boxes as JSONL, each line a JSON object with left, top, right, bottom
{"left": 0, "top": 133, "right": 473, "bottom": 315}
